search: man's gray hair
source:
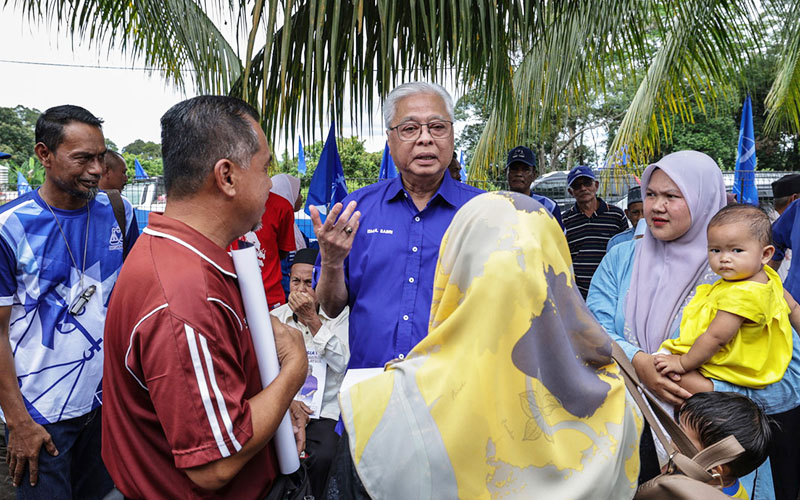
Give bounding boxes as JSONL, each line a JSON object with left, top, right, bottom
{"left": 383, "top": 82, "right": 454, "bottom": 129}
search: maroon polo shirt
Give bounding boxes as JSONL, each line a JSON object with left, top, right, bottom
{"left": 102, "top": 213, "right": 278, "bottom": 500}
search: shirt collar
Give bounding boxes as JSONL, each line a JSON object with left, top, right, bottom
{"left": 385, "top": 171, "right": 457, "bottom": 207}
{"left": 143, "top": 213, "right": 237, "bottom": 278}
{"left": 569, "top": 196, "right": 607, "bottom": 216}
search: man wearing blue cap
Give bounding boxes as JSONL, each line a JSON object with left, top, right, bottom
{"left": 562, "top": 165, "right": 627, "bottom": 298}
{"left": 606, "top": 186, "right": 643, "bottom": 250}
{"left": 505, "top": 146, "right": 564, "bottom": 229}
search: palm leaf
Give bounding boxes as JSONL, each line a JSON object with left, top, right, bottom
{"left": 12, "top": 0, "right": 241, "bottom": 94}
{"left": 469, "top": 0, "right": 759, "bottom": 182}
{"left": 764, "top": 0, "right": 800, "bottom": 134}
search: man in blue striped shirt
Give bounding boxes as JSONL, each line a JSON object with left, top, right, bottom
{"left": 563, "top": 165, "right": 627, "bottom": 298}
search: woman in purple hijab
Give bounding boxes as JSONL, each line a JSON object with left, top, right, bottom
{"left": 588, "top": 151, "right": 800, "bottom": 499}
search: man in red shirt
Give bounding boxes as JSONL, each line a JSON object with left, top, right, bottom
{"left": 240, "top": 191, "right": 296, "bottom": 309}
{"left": 102, "top": 95, "right": 308, "bottom": 499}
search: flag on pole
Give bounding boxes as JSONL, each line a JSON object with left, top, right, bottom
{"left": 134, "top": 158, "right": 149, "bottom": 179}
{"left": 304, "top": 120, "right": 348, "bottom": 221}
{"left": 17, "top": 171, "right": 31, "bottom": 196}
{"left": 297, "top": 137, "right": 307, "bottom": 175}
{"left": 733, "top": 95, "right": 758, "bottom": 206}
{"left": 379, "top": 141, "right": 397, "bottom": 180}
{"left": 459, "top": 150, "right": 467, "bottom": 181}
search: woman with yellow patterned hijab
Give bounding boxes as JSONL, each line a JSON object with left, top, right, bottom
{"left": 331, "top": 192, "right": 642, "bottom": 499}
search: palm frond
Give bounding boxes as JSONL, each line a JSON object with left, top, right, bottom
{"left": 764, "top": 0, "right": 800, "bottom": 134}
{"left": 13, "top": 0, "right": 241, "bottom": 94}
{"left": 470, "top": 0, "right": 654, "bottom": 180}
{"left": 469, "top": 0, "right": 758, "bottom": 182}
{"left": 232, "top": 0, "right": 519, "bottom": 145}
{"left": 609, "top": 0, "right": 758, "bottom": 172}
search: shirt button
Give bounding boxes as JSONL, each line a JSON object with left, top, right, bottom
{"left": 398, "top": 354, "right": 405, "bottom": 360}
{"left": 403, "top": 314, "right": 409, "bottom": 320}
{"left": 414, "top": 216, "right": 420, "bottom": 222}
{"left": 408, "top": 277, "right": 415, "bottom": 283}
{"left": 412, "top": 246, "right": 418, "bottom": 252}
{"left": 404, "top": 192, "right": 408, "bottom": 198}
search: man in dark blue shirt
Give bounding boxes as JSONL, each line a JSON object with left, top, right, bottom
{"left": 771, "top": 195, "right": 800, "bottom": 301}
{"left": 769, "top": 174, "right": 800, "bottom": 284}
{"left": 505, "top": 145, "right": 564, "bottom": 229}
{"left": 310, "top": 82, "right": 483, "bottom": 369}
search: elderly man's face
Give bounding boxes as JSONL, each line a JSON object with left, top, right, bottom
{"left": 290, "top": 263, "right": 317, "bottom": 305}
{"left": 387, "top": 93, "right": 454, "bottom": 185}
{"left": 507, "top": 162, "right": 536, "bottom": 194}
{"left": 625, "top": 201, "right": 643, "bottom": 228}
{"left": 568, "top": 177, "right": 599, "bottom": 203}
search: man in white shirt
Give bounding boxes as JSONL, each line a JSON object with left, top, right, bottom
{"left": 271, "top": 248, "right": 349, "bottom": 498}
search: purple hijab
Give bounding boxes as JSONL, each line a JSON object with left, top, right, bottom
{"left": 625, "top": 151, "right": 726, "bottom": 354}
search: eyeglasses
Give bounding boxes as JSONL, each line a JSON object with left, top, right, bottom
{"left": 570, "top": 178, "right": 595, "bottom": 189}
{"left": 389, "top": 120, "right": 453, "bottom": 141}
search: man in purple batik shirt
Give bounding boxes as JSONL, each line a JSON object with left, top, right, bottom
{"left": 310, "top": 82, "right": 483, "bottom": 369}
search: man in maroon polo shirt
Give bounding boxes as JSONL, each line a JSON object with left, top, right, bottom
{"left": 102, "top": 96, "right": 308, "bottom": 499}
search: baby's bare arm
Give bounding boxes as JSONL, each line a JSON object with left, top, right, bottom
{"left": 678, "top": 310, "right": 744, "bottom": 372}
{"left": 784, "top": 289, "right": 800, "bottom": 333}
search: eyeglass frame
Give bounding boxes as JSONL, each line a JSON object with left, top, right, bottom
{"left": 569, "top": 177, "right": 596, "bottom": 190}
{"left": 387, "top": 120, "right": 454, "bottom": 142}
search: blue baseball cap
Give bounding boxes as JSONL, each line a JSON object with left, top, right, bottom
{"left": 506, "top": 146, "right": 536, "bottom": 169}
{"left": 567, "top": 165, "right": 596, "bottom": 187}
{"left": 0, "top": 152, "right": 10, "bottom": 159}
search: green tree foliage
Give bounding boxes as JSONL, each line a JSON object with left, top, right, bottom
{"left": 8, "top": 157, "right": 46, "bottom": 189}
{"left": 277, "top": 136, "right": 380, "bottom": 183}
{"left": 121, "top": 152, "right": 163, "bottom": 178}
{"left": 123, "top": 139, "right": 162, "bottom": 159}
{"left": 0, "top": 105, "right": 40, "bottom": 165}
{"left": 13, "top": 0, "right": 800, "bottom": 179}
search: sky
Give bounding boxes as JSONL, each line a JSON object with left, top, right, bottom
{"left": 0, "top": 7, "right": 191, "bottom": 149}
{"left": 0, "top": 5, "right": 462, "bottom": 156}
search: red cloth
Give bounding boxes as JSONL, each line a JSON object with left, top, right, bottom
{"left": 253, "top": 193, "right": 296, "bottom": 309}
{"left": 102, "top": 213, "right": 278, "bottom": 500}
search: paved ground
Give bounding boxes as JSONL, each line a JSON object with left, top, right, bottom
{"left": 0, "top": 435, "right": 14, "bottom": 500}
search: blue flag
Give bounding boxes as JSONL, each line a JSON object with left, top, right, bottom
{"left": 379, "top": 141, "right": 397, "bottom": 180}
{"left": 459, "top": 150, "right": 467, "bottom": 181}
{"left": 733, "top": 95, "right": 758, "bottom": 206}
{"left": 17, "top": 171, "right": 31, "bottom": 196}
{"left": 304, "top": 121, "right": 348, "bottom": 221}
{"left": 134, "top": 158, "right": 149, "bottom": 179}
{"left": 298, "top": 137, "right": 307, "bottom": 175}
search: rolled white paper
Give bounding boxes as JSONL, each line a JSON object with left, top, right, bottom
{"left": 231, "top": 242, "right": 300, "bottom": 474}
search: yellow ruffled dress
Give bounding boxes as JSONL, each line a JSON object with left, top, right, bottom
{"left": 661, "top": 265, "right": 793, "bottom": 389}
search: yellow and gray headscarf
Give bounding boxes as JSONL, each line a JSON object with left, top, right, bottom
{"left": 339, "top": 192, "right": 642, "bottom": 499}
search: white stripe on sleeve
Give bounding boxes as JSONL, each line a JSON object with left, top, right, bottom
{"left": 184, "top": 324, "right": 230, "bottom": 458}
{"left": 197, "top": 332, "right": 243, "bottom": 452}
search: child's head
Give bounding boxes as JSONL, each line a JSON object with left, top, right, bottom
{"left": 677, "top": 392, "right": 771, "bottom": 479}
{"left": 706, "top": 204, "right": 774, "bottom": 281}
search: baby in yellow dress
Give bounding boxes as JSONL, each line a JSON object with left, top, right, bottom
{"left": 654, "top": 204, "right": 800, "bottom": 393}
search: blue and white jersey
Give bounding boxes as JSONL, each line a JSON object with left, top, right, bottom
{"left": 0, "top": 189, "right": 138, "bottom": 424}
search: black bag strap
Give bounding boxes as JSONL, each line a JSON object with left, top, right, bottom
{"left": 105, "top": 189, "right": 128, "bottom": 260}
